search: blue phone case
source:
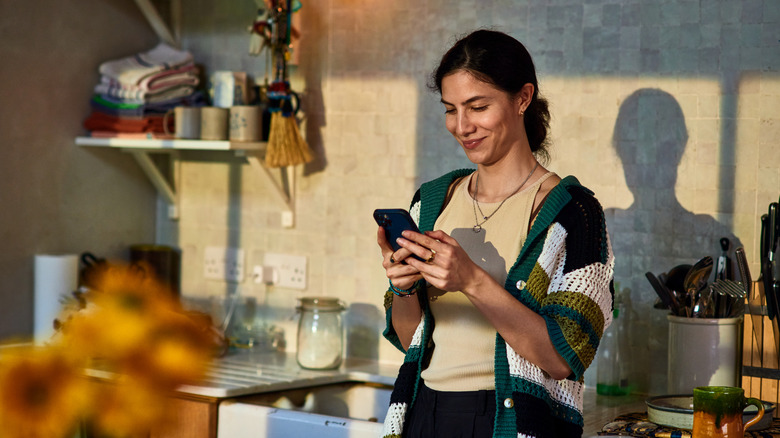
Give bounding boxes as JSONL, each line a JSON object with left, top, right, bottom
{"left": 373, "top": 209, "right": 424, "bottom": 262}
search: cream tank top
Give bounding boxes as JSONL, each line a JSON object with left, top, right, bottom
{"left": 421, "top": 171, "right": 555, "bottom": 391}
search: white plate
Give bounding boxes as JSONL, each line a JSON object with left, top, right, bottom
{"left": 646, "top": 394, "right": 775, "bottom": 431}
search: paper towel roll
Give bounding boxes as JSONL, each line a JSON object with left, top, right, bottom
{"left": 34, "top": 254, "right": 79, "bottom": 343}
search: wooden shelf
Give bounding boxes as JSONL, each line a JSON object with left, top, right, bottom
{"left": 78, "top": 1, "right": 297, "bottom": 227}
{"left": 76, "top": 136, "right": 266, "bottom": 151}
{"left": 76, "top": 136, "right": 295, "bottom": 226}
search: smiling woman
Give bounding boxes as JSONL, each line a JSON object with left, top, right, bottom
{"left": 440, "top": 71, "right": 531, "bottom": 169}
{"left": 432, "top": 29, "right": 552, "bottom": 166}
{"left": 376, "top": 30, "right": 615, "bottom": 438}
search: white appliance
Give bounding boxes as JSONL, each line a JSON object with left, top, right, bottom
{"left": 217, "top": 382, "right": 391, "bottom": 438}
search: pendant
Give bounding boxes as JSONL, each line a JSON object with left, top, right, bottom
{"left": 473, "top": 224, "right": 482, "bottom": 233}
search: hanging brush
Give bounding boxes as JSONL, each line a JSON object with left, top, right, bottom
{"left": 265, "top": 92, "right": 312, "bottom": 167}
{"left": 264, "top": 0, "right": 312, "bottom": 168}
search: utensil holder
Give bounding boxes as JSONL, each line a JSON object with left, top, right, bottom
{"left": 667, "top": 315, "right": 743, "bottom": 394}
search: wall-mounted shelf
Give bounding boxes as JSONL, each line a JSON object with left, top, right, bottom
{"left": 76, "top": 136, "right": 296, "bottom": 227}
{"left": 81, "top": 2, "right": 299, "bottom": 226}
{"left": 76, "top": 136, "right": 265, "bottom": 151}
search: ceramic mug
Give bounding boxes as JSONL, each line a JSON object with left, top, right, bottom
{"left": 692, "top": 386, "right": 764, "bottom": 438}
{"left": 200, "top": 107, "right": 229, "bottom": 140}
{"left": 163, "top": 106, "right": 200, "bottom": 139}
{"left": 229, "top": 105, "right": 262, "bottom": 142}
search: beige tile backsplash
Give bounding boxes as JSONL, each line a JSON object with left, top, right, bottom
{"left": 158, "top": 0, "right": 780, "bottom": 394}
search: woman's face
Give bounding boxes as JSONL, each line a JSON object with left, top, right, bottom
{"left": 440, "top": 70, "right": 527, "bottom": 166}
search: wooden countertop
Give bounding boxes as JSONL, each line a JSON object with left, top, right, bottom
{"left": 582, "top": 389, "right": 649, "bottom": 436}
{"left": 188, "top": 350, "right": 649, "bottom": 435}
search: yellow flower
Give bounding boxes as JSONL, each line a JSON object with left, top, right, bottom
{"left": 123, "top": 309, "right": 217, "bottom": 389}
{"left": 3, "top": 263, "right": 220, "bottom": 436}
{"left": 87, "top": 377, "right": 168, "bottom": 437}
{"left": 59, "top": 264, "right": 183, "bottom": 363}
{"left": 89, "top": 263, "right": 180, "bottom": 321}
{"left": 0, "top": 345, "right": 91, "bottom": 438}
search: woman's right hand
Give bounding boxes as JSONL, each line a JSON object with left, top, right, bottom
{"left": 377, "top": 226, "right": 423, "bottom": 289}
{"left": 378, "top": 226, "right": 424, "bottom": 351}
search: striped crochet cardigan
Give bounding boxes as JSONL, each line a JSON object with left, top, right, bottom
{"left": 381, "top": 169, "right": 615, "bottom": 438}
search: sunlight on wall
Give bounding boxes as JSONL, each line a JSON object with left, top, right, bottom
{"left": 737, "top": 73, "right": 780, "bottom": 252}
{"left": 544, "top": 76, "right": 721, "bottom": 212}
{"left": 173, "top": 77, "right": 419, "bottom": 362}
{"left": 542, "top": 75, "right": 780, "bottom": 393}
{"left": 164, "top": 0, "right": 780, "bottom": 392}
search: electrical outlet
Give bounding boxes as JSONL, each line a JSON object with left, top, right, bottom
{"left": 281, "top": 211, "right": 294, "bottom": 228}
{"left": 263, "top": 253, "right": 307, "bottom": 290}
{"left": 252, "top": 265, "right": 278, "bottom": 284}
{"left": 204, "top": 246, "right": 244, "bottom": 282}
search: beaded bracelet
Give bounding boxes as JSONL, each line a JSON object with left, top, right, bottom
{"left": 389, "top": 280, "right": 419, "bottom": 297}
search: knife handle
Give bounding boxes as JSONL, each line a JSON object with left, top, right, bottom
{"left": 645, "top": 271, "right": 676, "bottom": 314}
{"left": 769, "top": 203, "right": 779, "bottom": 257}
{"left": 761, "top": 214, "right": 776, "bottom": 319}
{"left": 761, "top": 214, "right": 769, "bottom": 270}
{"left": 735, "top": 247, "right": 752, "bottom": 295}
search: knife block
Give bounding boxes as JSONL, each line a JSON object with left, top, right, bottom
{"left": 742, "top": 282, "right": 780, "bottom": 407}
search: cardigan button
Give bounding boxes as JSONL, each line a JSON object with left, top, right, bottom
{"left": 503, "top": 398, "right": 514, "bottom": 408}
{"left": 515, "top": 280, "right": 526, "bottom": 290}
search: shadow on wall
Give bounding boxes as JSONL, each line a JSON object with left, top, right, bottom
{"left": 605, "top": 88, "right": 742, "bottom": 394}
{"left": 299, "top": 2, "right": 327, "bottom": 176}
{"left": 345, "top": 303, "right": 383, "bottom": 360}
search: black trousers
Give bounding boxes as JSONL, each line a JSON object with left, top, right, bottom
{"left": 405, "top": 382, "right": 497, "bottom": 438}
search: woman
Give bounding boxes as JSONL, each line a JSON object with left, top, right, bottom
{"left": 377, "top": 30, "right": 614, "bottom": 438}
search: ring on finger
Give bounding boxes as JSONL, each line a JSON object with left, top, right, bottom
{"left": 425, "top": 249, "right": 436, "bottom": 264}
{"left": 390, "top": 255, "right": 396, "bottom": 264}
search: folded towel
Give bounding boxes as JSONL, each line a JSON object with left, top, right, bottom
{"left": 144, "top": 85, "right": 197, "bottom": 104}
{"left": 83, "top": 111, "right": 148, "bottom": 133}
{"left": 96, "top": 74, "right": 199, "bottom": 101}
{"left": 91, "top": 94, "right": 144, "bottom": 109}
{"left": 143, "top": 90, "right": 207, "bottom": 115}
{"left": 94, "top": 82, "right": 197, "bottom": 103}
{"left": 139, "top": 63, "right": 199, "bottom": 91}
{"left": 83, "top": 111, "right": 170, "bottom": 134}
{"left": 99, "top": 63, "right": 199, "bottom": 93}
{"left": 94, "top": 77, "right": 197, "bottom": 100}
{"left": 91, "top": 97, "right": 145, "bottom": 118}
{"left": 94, "top": 83, "right": 147, "bottom": 101}
{"left": 99, "top": 43, "right": 194, "bottom": 86}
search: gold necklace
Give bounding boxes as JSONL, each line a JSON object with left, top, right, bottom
{"left": 471, "top": 162, "right": 539, "bottom": 233}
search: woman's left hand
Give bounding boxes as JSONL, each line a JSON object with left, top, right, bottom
{"left": 396, "top": 229, "right": 487, "bottom": 295}
{"left": 400, "top": 230, "right": 573, "bottom": 379}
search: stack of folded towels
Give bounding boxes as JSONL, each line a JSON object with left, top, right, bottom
{"left": 84, "top": 43, "right": 205, "bottom": 136}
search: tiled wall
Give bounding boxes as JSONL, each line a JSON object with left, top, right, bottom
{"left": 164, "top": 0, "right": 780, "bottom": 394}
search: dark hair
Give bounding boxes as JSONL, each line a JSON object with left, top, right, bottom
{"left": 430, "top": 30, "right": 551, "bottom": 161}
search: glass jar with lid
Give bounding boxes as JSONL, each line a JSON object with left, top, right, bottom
{"left": 296, "top": 296, "right": 346, "bottom": 370}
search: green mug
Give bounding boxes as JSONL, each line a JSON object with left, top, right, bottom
{"left": 692, "top": 386, "right": 764, "bottom": 438}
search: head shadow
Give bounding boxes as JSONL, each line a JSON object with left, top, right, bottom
{"left": 604, "top": 88, "right": 742, "bottom": 394}
{"left": 608, "top": 88, "right": 741, "bottom": 271}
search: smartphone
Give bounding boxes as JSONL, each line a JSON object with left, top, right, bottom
{"left": 373, "top": 208, "right": 424, "bottom": 262}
